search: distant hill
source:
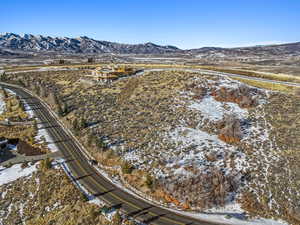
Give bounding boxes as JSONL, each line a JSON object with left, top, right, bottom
{"left": 186, "top": 42, "right": 300, "bottom": 59}
{"left": 0, "top": 33, "right": 180, "bottom": 54}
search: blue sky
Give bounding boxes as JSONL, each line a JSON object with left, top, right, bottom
{"left": 1, "top": 0, "right": 300, "bottom": 49}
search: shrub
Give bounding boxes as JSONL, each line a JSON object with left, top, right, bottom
{"left": 112, "top": 210, "right": 122, "bottom": 225}
{"left": 89, "top": 207, "right": 99, "bottom": 219}
{"left": 213, "top": 84, "right": 258, "bottom": 108}
{"left": 96, "top": 138, "right": 107, "bottom": 150}
{"left": 121, "top": 161, "right": 134, "bottom": 174}
{"left": 62, "top": 102, "right": 69, "bottom": 115}
{"left": 57, "top": 104, "right": 64, "bottom": 117}
{"left": 73, "top": 118, "right": 79, "bottom": 131}
{"left": 87, "top": 133, "right": 94, "bottom": 147}
{"left": 193, "top": 86, "right": 207, "bottom": 99}
{"left": 87, "top": 57, "right": 94, "bottom": 63}
{"left": 145, "top": 174, "right": 154, "bottom": 189}
{"left": 294, "top": 88, "right": 300, "bottom": 97}
{"left": 40, "top": 158, "right": 52, "bottom": 171}
{"left": 0, "top": 71, "right": 7, "bottom": 81}
{"left": 80, "top": 118, "right": 87, "bottom": 129}
{"left": 80, "top": 192, "right": 89, "bottom": 202}
{"left": 219, "top": 114, "right": 242, "bottom": 143}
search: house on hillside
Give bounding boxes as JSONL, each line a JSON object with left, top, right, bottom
{"left": 86, "top": 67, "right": 118, "bottom": 84}
{"left": 85, "top": 65, "right": 137, "bottom": 85}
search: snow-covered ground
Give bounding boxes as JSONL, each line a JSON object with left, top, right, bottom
{"left": 189, "top": 95, "right": 248, "bottom": 121}
{"left": 0, "top": 163, "right": 38, "bottom": 186}
{"left": 166, "top": 126, "right": 247, "bottom": 176}
{"left": 172, "top": 208, "right": 288, "bottom": 225}
{"left": 0, "top": 93, "right": 5, "bottom": 114}
{"left": 35, "top": 122, "right": 59, "bottom": 152}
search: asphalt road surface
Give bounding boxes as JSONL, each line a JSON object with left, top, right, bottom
{"left": 0, "top": 82, "right": 222, "bottom": 225}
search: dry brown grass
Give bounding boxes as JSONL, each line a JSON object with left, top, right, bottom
{"left": 231, "top": 77, "right": 296, "bottom": 93}
{"left": 6, "top": 62, "right": 300, "bottom": 84}
{"left": 199, "top": 67, "right": 300, "bottom": 83}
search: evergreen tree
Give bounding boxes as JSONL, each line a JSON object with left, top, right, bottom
{"left": 57, "top": 103, "right": 63, "bottom": 117}
{"left": 0, "top": 71, "right": 7, "bottom": 81}
{"left": 62, "top": 101, "right": 68, "bottom": 115}
{"left": 145, "top": 174, "right": 154, "bottom": 188}
{"left": 35, "top": 85, "right": 41, "bottom": 96}
{"left": 96, "top": 138, "right": 106, "bottom": 149}
{"left": 80, "top": 118, "right": 87, "bottom": 129}
{"left": 122, "top": 161, "right": 134, "bottom": 174}
{"left": 73, "top": 118, "right": 79, "bottom": 131}
{"left": 40, "top": 158, "right": 52, "bottom": 171}
{"left": 18, "top": 79, "right": 25, "bottom": 87}
{"left": 87, "top": 133, "right": 94, "bottom": 147}
{"left": 40, "top": 86, "right": 48, "bottom": 98}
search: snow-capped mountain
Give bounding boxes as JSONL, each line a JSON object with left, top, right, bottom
{"left": 0, "top": 33, "right": 180, "bottom": 54}
{"left": 0, "top": 33, "right": 299, "bottom": 59}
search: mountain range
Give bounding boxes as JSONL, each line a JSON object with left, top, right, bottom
{"left": 0, "top": 33, "right": 179, "bottom": 54}
{"left": 0, "top": 32, "right": 300, "bottom": 58}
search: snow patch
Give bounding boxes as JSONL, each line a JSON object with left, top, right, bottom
{"left": 35, "top": 123, "right": 59, "bottom": 152}
{"left": 171, "top": 208, "right": 288, "bottom": 225}
{"left": 0, "top": 93, "right": 5, "bottom": 114}
{"left": 0, "top": 163, "right": 38, "bottom": 186}
{"left": 189, "top": 95, "right": 248, "bottom": 121}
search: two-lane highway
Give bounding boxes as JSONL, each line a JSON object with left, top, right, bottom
{"left": 0, "top": 82, "right": 220, "bottom": 225}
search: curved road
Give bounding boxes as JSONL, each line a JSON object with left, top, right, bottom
{"left": 0, "top": 82, "right": 221, "bottom": 225}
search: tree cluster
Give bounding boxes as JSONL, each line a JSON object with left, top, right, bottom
{"left": 218, "top": 114, "right": 242, "bottom": 143}
{"left": 213, "top": 84, "right": 258, "bottom": 108}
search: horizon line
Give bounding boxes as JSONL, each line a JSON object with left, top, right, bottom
{"left": 0, "top": 32, "right": 298, "bottom": 50}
